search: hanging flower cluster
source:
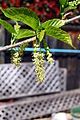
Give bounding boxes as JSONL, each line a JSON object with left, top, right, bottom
{"left": 32, "top": 43, "right": 54, "bottom": 82}
{"left": 33, "top": 51, "right": 45, "bottom": 82}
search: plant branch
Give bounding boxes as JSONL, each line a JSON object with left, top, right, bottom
{"left": 62, "top": 12, "right": 73, "bottom": 20}
{"left": 66, "top": 15, "right": 80, "bottom": 23}
{"left": 0, "top": 15, "right": 80, "bottom": 52}
{"left": 0, "top": 36, "right": 36, "bottom": 52}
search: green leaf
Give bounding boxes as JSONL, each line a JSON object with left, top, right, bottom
{"left": 37, "top": 30, "right": 45, "bottom": 42}
{"left": 45, "top": 26, "right": 73, "bottom": 47}
{"left": 16, "top": 29, "right": 35, "bottom": 39}
{"left": 64, "top": 6, "right": 76, "bottom": 13}
{"left": 1, "top": 7, "right": 40, "bottom": 30}
{"left": 42, "top": 19, "right": 66, "bottom": 29}
{"left": 59, "top": 0, "right": 67, "bottom": 6}
{"left": 64, "top": 0, "right": 80, "bottom": 12}
{"left": 0, "top": 19, "right": 15, "bottom": 34}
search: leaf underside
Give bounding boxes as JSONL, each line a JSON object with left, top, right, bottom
{"left": 16, "top": 29, "right": 35, "bottom": 39}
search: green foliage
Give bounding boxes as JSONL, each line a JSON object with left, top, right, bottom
{"left": 0, "top": 7, "right": 73, "bottom": 47}
{"left": 0, "top": 6, "right": 76, "bottom": 81}
{"left": 36, "top": 29, "right": 45, "bottom": 42}
{"left": 65, "top": 0, "right": 80, "bottom": 13}
{"left": 59, "top": 0, "right": 67, "bottom": 6}
{"left": 42, "top": 19, "right": 66, "bottom": 28}
{"left": 16, "top": 29, "right": 35, "bottom": 39}
{"left": 45, "top": 26, "right": 73, "bottom": 47}
{"left": 0, "top": 19, "right": 15, "bottom": 34}
{"left": 59, "top": 0, "right": 68, "bottom": 16}
{"left": 0, "top": 7, "right": 40, "bottom": 30}
{"left": 59, "top": 0, "right": 80, "bottom": 16}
